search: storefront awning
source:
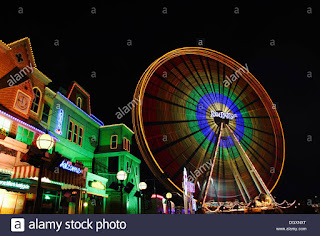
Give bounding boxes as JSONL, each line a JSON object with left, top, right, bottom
{"left": 11, "top": 165, "right": 86, "bottom": 187}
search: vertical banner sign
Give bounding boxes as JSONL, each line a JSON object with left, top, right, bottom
{"left": 183, "top": 168, "right": 188, "bottom": 214}
{"left": 55, "top": 109, "right": 64, "bottom": 135}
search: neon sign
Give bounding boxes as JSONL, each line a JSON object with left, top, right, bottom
{"left": 89, "top": 181, "right": 106, "bottom": 190}
{"left": 59, "top": 160, "right": 82, "bottom": 174}
{"left": 0, "top": 180, "right": 30, "bottom": 190}
{"left": 210, "top": 111, "right": 238, "bottom": 119}
{"left": 55, "top": 109, "right": 64, "bottom": 135}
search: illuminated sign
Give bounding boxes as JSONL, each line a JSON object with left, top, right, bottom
{"left": 186, "top": 181, "right": 195, "bottom": 193}
{"left": 89, "top": 181, "right": 106, "bottom": 190}
{"left": 183, "top": 167, "right": 188, "bottom": 195}
{"left": 55, "top": 109, "right": 64, "bottom": 135}
{"left": 0, "top": 180, "right": 30, "bottom": 190}
{"left": 210, "top": 111, "right": 237, "bottom": 120}
{"left": 59, "top": 160, "right": 82, "bottom": 174}
{"left": 151, "top": 194, "right": 164, "bottom": 200}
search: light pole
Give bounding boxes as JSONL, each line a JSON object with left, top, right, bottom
{"left": 34, "top": 134, "right": 54, "bottom": 214}
{"left": 116, "top": 170, "right": 127, "bottom": 214}
{"left": 166, "top": 192, "right": 172, "bottom": 214}
{"left": 138, "top": 182, "right": 147, "bottom": 214}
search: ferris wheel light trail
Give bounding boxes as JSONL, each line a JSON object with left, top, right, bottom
{"left": 132, "top": 47, "right": 285, "bottom": 207}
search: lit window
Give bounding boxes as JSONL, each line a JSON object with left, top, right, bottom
{"left": 0, "top": 116, "right": 11, "bottom": 134}
{"left": 16, "top": 126, "right": 34, "bottom": 145}
{"left": 67, "top": 120, "right": 83, "bottom": 146}
{"left": 123, "top": 137, "right": 130, "bottom": 152}
{"left": 78, "top": 128, "right": 83, "bottom": 146}
{"left": 73, "top": 124, "right": 78, "bottom": 143}
{"left": 67, "top": 121, "right": 73, "bottom": 141}
{"left": 76, "top": 97, "right": 82, "bottom": 109}
{"left": 31, "top": 88, "right": 41, "bottom": 113}
{"left": 110, "top": 135, "right": 118, "bottom": 149}
{"left": 41, "top": 104, "right": 50, "bottom": 123}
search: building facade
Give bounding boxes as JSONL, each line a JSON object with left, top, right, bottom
{"left": 0, "top": 37, "right": 141, "bottom": 214}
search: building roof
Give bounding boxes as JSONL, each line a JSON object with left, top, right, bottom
{"left": 100, "top": 123, "right": 134, "bottom": 134}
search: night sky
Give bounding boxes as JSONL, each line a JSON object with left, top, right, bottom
{"left": 2, "top": 1, "right": 319, "bottom": 202}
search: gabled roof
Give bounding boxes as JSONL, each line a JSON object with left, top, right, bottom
{"left": 2, "top": 37, "right": 52, "bottom": 85}
{"left": 7, "top": 37, "right": 36, "bottom": 68}
{"left": 66, "top": 81, "right": 92, "bottom": 115}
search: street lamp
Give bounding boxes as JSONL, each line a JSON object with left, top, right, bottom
{"left": 116, "top": 170, "right": 127, "bottom": 213}
{"left": 166, "top": 192, "right": 172, "bottom": 214}
{"left": 135, "top": 182, "right": 147, "bottom": 214}
{"left": 34, "top": 134, "right": 55, "bottom": 213}
{"left": 139, "top": 182, "right": 147, "bottom": 191}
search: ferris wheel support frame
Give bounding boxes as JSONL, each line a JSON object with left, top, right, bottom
{"left": 225, "top": 150, "right": 251, "bottom": 203}
{"left": 226, "top": 124, "right": 275, "bottom": 203}
{"left": 203, "top": 123, "right": 223, "bottom": 203}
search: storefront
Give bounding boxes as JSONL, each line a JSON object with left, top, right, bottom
{"left": 0, "top": 174, "right": 31, "bottom": 214}
{"left": 10, "top": 157, "right": 87, "bottom": 214}
{"left": 82, "top": 172, "right": 108, "bottom": 214}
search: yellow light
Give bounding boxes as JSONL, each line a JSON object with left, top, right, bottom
{"left": 36, "top": 134, "right": 54, "bottom": 150}
{"left": 166, "top": 192, "right": 172, "bottom": 199}
{"left": 138, "top": 182, "right": 147, "bottom": 190}
{"left": 116, "top": 170, "right": 127, "bottom": 181}
{"left": 90, "top": 181, "right": 105, "bottom": 190}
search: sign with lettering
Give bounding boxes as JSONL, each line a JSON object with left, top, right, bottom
{"left": 89, "top": 181, "right": 106, "bottom": 190}
{"left": 59, "top": 160, "right": 82, "bottom": 174}
{"left": 0, "top": 180, "right": 30, "bottom": 190}
{"left": 210, "top": 111, "right": 238, "bottom": 120}
{"left": 55, "top": 109, "right": 64, "bottom": 135}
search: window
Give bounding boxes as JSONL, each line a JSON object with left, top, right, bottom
{"left": 108, "top": 156, "right": 119, "bottom": 173}
{"left": 110, "top": 135, "right": 118, "bottom": 149}
{"left": 31, "top": 87, "right": 41, "bottom": 113}
{"left": 78, "top": 128, "right": 83, "bottom": 146}
{"left": 16, "top": 126, "right": 34, "bottom": 145}
{"left": 76, "top": 97, "right": 82, "bottom": 109}
{"left": 67, "top": 120, "right": 83, "bottom": 146}
{"left": 123, "top": 137, "right": 130, "bottom": 152}
{"left": 41, "top": 104, "right": 50, "bottom": 123}
{"left": 73, "top": 124, "right": 78, "bottom": 143}
{"left": 0, "top": 116, "right": 11, "bottom": 134}
{"left": 67, "top": 121, "right": 74, "bottom": 141}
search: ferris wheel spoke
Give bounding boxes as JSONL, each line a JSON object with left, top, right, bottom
{"left": 153, "top": 72, "right": 203, "bottom": 107}
{"left": 231, "top": 122, "right": 275, "bottom": 137}
{"left": 170, "top": 123, "right": 217, "bottom": 182}
{"left": 232, "top": 97, "right": 261, "bottom": 114}
{"left": 152, "top": 119, "right": 215, "bottom": 155}
{"left": 180, "top": 56, "right": 213, "bottom": 104}
{"left": 186, "top": 55, "right": 216, "bottom": 105}
{"left": 226, "top": 124, "right": 276, "bottom": 202}
{"left": 144, "top": 92, "right": 209, "bottom": 117}
{"left": 205, "top": 57, "right": 221, "bottom": 105}
{"left": 162, "top": 64, "right": 201, "bottom": 100}
{"left": 148, "top": 79, "right": 200, "bottom": 109}
{"left": 228, "top": 122, "right": 276, "bottom": 148}
{"left": 198, "top": 55, "right": 220, "bottom": 109}
{"left": 228, "top": 84, "right": 249, "bottom": 112}
{"left": 169, "top": 60, "right": 213, "bottom": 109}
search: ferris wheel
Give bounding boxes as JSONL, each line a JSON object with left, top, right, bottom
{"left": 132, "top": 47, "right": 285, "bottom": 207}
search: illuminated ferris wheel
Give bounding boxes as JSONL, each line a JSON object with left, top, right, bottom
{"left": 132, "top": 47, "right": 285, "bottom": 209}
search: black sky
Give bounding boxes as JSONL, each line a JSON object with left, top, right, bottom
{"left": 2, "top": 1, "right": 319, "bottom": 201}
